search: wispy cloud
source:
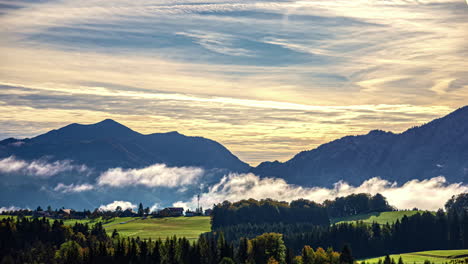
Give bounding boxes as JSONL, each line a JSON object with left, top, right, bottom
{"left": 0, "top": 156, "right": 89, "bottom": 178}
{"left": 175, "top": 30, "right": 254, "bottom": 57}
{"left": 97, "top": 164, "right": 204, "bottom": 188}
{"left": 98, "top": 200, "right": 136, "bottom": 211}
{"left": 0, "top": 82, "right": 453, "bottom": 164}
{"left": 53, "top": 183, "right": 94, "bottom": 193}
{"left": 178, "top": 173, "right": 467, "bottom": 211}
{"left": 0, "top": 0, "right": 466, "bottom": 164}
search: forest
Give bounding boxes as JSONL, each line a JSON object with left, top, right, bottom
{"left": 1, "top": 193, "right": 467, "bottom": 263}
{"left": 211, "top": 194, "right": 468, "bottom": 258}
{"left": 0, "top": 216, "right": 348, "bottom": 264}
{"left": 211, "top": 193, "right": 393, "bottom": 229}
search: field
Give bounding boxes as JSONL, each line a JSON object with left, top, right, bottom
{"left": 104, "top": 216, "right": 211, "bottom": 241}
{"left": 331, "top": 211, "right": 431, "bottom": 225}
{"left": 0, "top": 215, "right": 211, "bottom": 241}
{"left": 361, "top": 250, "right": 468, "bottom": 264}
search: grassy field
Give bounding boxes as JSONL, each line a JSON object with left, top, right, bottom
{"left": 0, "top": 215, "right": 135, "bottom": 226}
{"left": 104, "top": 216, "right": 211, "bottom": 241}
{"left": 361, "top": 249, "right": 468, "bottom": 264}
{"left": 0, "top": 215, "right": 211, "bottom": 241}
{"left": 331, "top": 211, "right": 431, "bottom": 225}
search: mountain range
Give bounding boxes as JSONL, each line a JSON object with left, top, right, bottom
{"left": 253, "top": 106, "right": 468, "bottom": 186}
{"left": 0, "top": 106, "right": 467, "bottom": 208}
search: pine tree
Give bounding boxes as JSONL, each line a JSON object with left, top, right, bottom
{"left": 398, "top": 256, "right": 404, "bottom": 264}
{"left": 237, "top": 237, "right": 250, "bottom": 264}
{"left": 340, "top": 245, "right": 354, "bottom": 264}
{"left": 383, "top": 255, "right": 391, "bottom": 264}
{"left": 138, "top": 203, "right": 144, "bottom": 217}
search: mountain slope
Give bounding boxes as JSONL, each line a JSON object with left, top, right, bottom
{"left": 252, "top": 106, "right": 468, "bottom": 186}
{"left": 0, "top": 119, "right": 250, "bottom": 172}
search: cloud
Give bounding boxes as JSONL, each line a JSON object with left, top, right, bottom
{"left": 179, "top": 173, "right": 467, "bottom": 211}
{"left": 150, "top": 203, "right": 162, "bottom": 213}
{"left": 98, "top": 201, "right": 136, "bottom": 212}
{"left": 172, "top": 201, "right": 190, "bottom": 211}
{"left": 0, "top": 156, "right": 89, "bottom": 178}
{"left": 0, "top": 206, "right": 24, "bottom": 213}
{"left": 0, "top": 0, "right": 466, "bottom": 165}
{"left": 53, "top": 183, "right": 94, "bottom": 193}
{"left": 97, "top": 163, "right": 204, "bottom": 188}
{"left": 176, "top": 30, "right": 254, "bottom": 57}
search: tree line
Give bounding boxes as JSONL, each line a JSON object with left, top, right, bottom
{"left": 212, "top": 209, "right": 468, "bottom": 258}
{"left": 0, "top": 216, "right": 352, "bottom": 264}
{"left": 211, "top": 194, "right": 393, "bottom": 229}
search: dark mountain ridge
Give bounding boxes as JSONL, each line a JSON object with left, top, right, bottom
{"left": 252, "top": 106, "right": 468, "bottom": 186}
{"left": 0, "top": 119, "right": 250, "bottom": 172}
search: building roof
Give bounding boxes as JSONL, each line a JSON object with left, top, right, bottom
{"left": 60, "top": 209, "right": 72, "bottom": 214}
{"left": 167, "top": 207, "right": 184, "bottom": 212}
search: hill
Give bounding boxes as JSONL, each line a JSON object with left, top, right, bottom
{"left": 252, "top": 106, "right": 468, "bottom": 186}
{"left": 331, "top": 211, "right": 431, "bottom": 225}
{"left": 361, "top": 249, "right": 468, "bottom": 264}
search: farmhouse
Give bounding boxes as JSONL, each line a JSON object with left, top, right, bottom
{"left": 32, "top": 210, "right": 51, "bottom": 218}
{"left": 121, "top": 209, "right": 137, "bottom": 217}
{"left": 57, "top": 209, "right": 72, "bottom": 219}
{"left": 159, "top": 207, "right": 184, "bottom": 217}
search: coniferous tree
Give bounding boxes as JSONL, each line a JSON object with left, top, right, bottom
{"left": 383, "top": 255, "right": 391, "bottom": 264}
{"left": 339, "top": 245, "right": 354, "bottom": 264}
{"left": 138, "top": 203, "right": 144, "bottom": 217}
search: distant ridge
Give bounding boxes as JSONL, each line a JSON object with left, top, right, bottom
{"left": 252, "top": 105, "right": 468, "bottom": 186}
{"left": 0, "top": 119, "right": 250, "bottom": 172}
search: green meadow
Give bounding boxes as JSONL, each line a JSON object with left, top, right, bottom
{"left": 331, "top": 211, "right": 432, "bottom": 225}
{"left": 361, "top": 249, "right": 468, "bottom": 264}
{"left": 0, "top": 215, "right": 211, "bottom": 241}
{"left": 104, "top": 216, "right": 211, "bottom": 241}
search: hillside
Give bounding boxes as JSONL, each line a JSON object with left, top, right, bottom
{"left": 331, "top": 211, "right": 431, "bottom": 225}
{"left": 0, "top": 215, "right": 211, "bottom": 241}
{"left": 361, "top": 249, "right": 468, "bottom": 264}
{"left": 252, "top": 106, "right": 468, "bottom": 186}
{"left": 105, "top": 216, "right": 211, "bottom": 241}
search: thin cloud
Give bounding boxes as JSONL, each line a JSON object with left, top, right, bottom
{"left": 53, "top": 183, "right": 94, "bottom": 193}
{"left": 176, "top": 31, "right": 254, "bottom": 57}
{"left": 178, "top": 173, "right": 467, "bottom": 211}
{"left": 0, "top": 156, "right": 89, "bottom": 178}
{"left": 97, "top": 163, "right": 204, "bottom": 188}
{"left": 0, "top": 0, "right": 466, "bottom": 165}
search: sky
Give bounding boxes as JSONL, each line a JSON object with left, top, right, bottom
{"left": 0, "top": 0, "right": 467, "bottom": 165}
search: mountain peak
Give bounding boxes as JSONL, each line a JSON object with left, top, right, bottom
{"left": 33, "top": 119, "right": 141, "bottom": 142}
{"left": 96, "top": 119, "right": 120, "bottom": 125}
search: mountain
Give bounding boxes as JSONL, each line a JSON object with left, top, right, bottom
{"left": 252, "top": 106, "right": 468, "bottom": 186}
{"left": 0, "top": 119, "right": 250, "bottom": 172}
{"left": 0, "top": 119, "right": 250, "bottom": 209}
{"left": 1, "top": 107, "right": 468, "bottom": 209}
